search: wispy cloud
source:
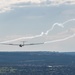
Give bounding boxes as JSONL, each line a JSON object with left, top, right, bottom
{"left": 49, "top": 0, "right": 75, "bottom": 5}
{"left": 0, "top": 0, "right": 75, "bottom": 13}
{"left": 0, "top": 0, "right": 47, "bottom": 13}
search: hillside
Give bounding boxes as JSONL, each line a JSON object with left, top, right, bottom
{"left": 0, "top": 52, "right": 75, "bottom": 66}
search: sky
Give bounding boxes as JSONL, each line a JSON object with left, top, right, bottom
{"left": 0, "top": 0, "right": 75, "bottom": 52}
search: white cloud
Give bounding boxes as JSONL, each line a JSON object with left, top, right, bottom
{"left": 0, "top": 0, "right": 75, "bottom": 13}
{"left": 49, "top": 0, "right": 75, "bottom": 5}
{"left": 0, "top": 0, "right": 46, "bottom": 13}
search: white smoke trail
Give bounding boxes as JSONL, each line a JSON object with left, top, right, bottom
{"left": 45, "top": 23, "right": 64, "bottom": 35}
{"left": 44, "top": 34, "right": 75, "bottom": 44}
{"left": 45, "top": 19, "right": 75, "bottom": 35}
{"left": 0, "top": 18, "right": 75, "bottom": 43}
{"left": 0, "top": 32, "right": 44, "bottom": 43}
{"left": 62, "top": 19, "right": 75, "bottom": 25}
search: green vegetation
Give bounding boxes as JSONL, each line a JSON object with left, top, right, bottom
{"left": 0, "top": 66, "right": 74, "bottom": 75}
{"left": 0, "top": 67, "right": 16, "bottom": 73}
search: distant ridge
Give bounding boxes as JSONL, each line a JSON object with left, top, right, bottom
{"left": 62, "top": 52, "right": 75, "bottom": 56}
{"left": 0, "top": 52, "right": 74, "bottom": 66}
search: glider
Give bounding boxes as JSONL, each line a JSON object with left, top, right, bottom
{"left": 1, "top": 41, "right": 44, "bottom": 47}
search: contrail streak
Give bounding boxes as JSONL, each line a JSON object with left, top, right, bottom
{"left": 44, "top": 34, "right": 75, "bottom": 44}
{"left": 0, "top": 18, "right": 75, "bottom": 43}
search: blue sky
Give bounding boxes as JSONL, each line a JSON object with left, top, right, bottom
{"left": 0, "top": 0, "right": 75, "bottom": 52}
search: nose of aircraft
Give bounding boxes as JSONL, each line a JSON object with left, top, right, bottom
{"left": 19, "top": 44, "right": 22, "bottom": 47}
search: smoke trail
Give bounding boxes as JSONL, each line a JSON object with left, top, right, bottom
{"left": 0, "top": 18, "right": 75, "bottom": 43}
{"left": 44, "top": 34, "right": 75, "bottom": 44}
{"left": 62, "top": 19, "right": 75, "bottom": 25}
{"left": 0, "top": 32, "right": 44, "bottom": 43}
{"left": 45, "top": 19, "right": 75, "bottom": 35}
{"left": 45, "top": 23, "right": 64, "bottom": 35}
